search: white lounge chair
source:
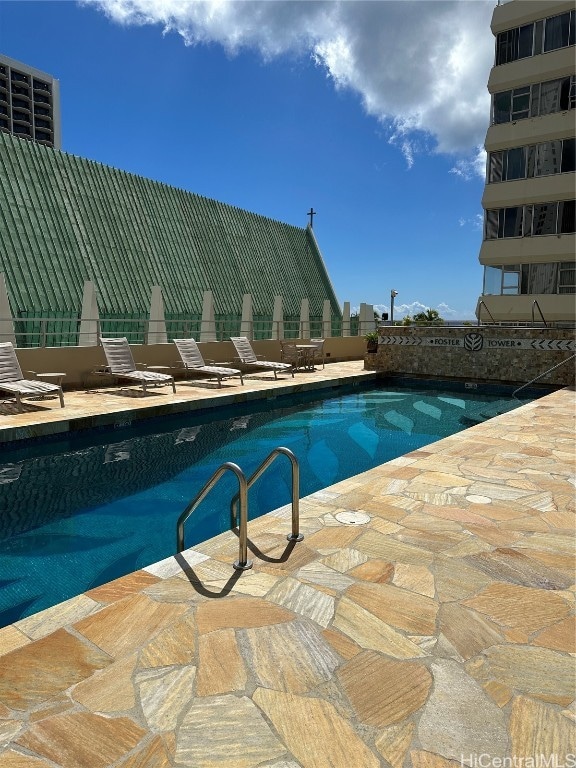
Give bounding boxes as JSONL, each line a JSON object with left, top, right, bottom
{"left": 0, "top": 341, "right": 64, "bottom": 409}
{"left": 230, "top": 337, "right": 294, "bottom": 379}
{"left": 100, "top": 337, "right": 176, "bottom": 393}
{"left": 174, "top": 338, "right": 243, "bottom": 387}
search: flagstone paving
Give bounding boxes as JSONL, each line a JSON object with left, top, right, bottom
{"left": 0, "top": 365, "right": 574, "bottom": 767}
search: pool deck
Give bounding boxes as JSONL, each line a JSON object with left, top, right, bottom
{"left": 0, "top": 362, "right": 574, "bottom": 767}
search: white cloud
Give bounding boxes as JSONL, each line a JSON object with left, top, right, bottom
{"left": 83, "top": 0, "right": 494, "bottom": 174}
{"left": 373, "top": 300, "right": 476, "bottom": 321}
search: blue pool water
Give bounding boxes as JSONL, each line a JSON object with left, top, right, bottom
{"left": 0, "top": 383, "right": 529, "bottom": 625}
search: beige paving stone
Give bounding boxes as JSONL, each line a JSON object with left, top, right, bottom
{"left": 321, "top": 628, "right": 362, "bottom": 659}
{"left": 407, "top": 471, "right": 471, "bottom": 488}
{"left": 392, "top": 563, "right": 435, "bottom": 597}
{"left": 266, "top": 577, "right": 335, "bottom": 628}
{"left": 348, "top": 559, "right": 394, "bottom": 583}
{"left": 15, "top": 594, "right": 100, "bottom": 641}
{"left": 533, "top": 616, "right": 576, "bottom": 653}
{"left": 346, "top": 582, "right": 437, "bottom": 635}
{"left": 418, "top": 659, "right": 508, "bottom": 763}
{"left": 303, "top": 525, "right": 362, "bottom": 549}
{"left": 374, "top": 721, "right": 414, "bottom": 768}
{"left": 253, "top": 687, "right": 381, "bottom": 768}
{"left": 338, "top": 651, "right": 432, "bottom": 727}
{"left": 85, "top": 570, "right": 161, "bottom": 603}
{"left": 176, "top": 694, "right": 285, "bottom": 768}
{"left": 27, "top": 694, "right": 74, "bottom": 722}
{"left": 510, "top": 695, "right": 575, "bottom": 761}
{"left": 465, "top": 525, "right": 523, "bottom": 548}
{"left": 74, "top": 594, "right": 189, "bottom": 657}
{"left": 296, "top": 562, "right": 355, "bottom": 593}
{"left": 332, "top": 596, "right": 425, "bottom": 658}
{"left": 0, "top": 626, "right": 31, "bottom": 657}
{"left": 115, "top": 734, "right": 174, "bottom": 767}
{"left": 354, "top": 530, "right": 434, "bottom": 565}
{"left": 71, "top": 655, "right": 137, "bottom": 712}
{"left": 143, "top": 549, "right": 210, "bottom": 578}
{"left": 136, "top": 666, "right": 196, "bottom": 732}
{"left": 244, "top": 620, "right": 340, "bottom": 693}
{"left": 225, "top": 570, "right": 280, "bottom": 597}
{"left": 462, "top": 582, "right": 572, "bottom": 633}
{"left": 513, "top": 533, "right": 575, "bottom": 555}
{"left": 0, "top": 752, "right": 49, "bottom": 767}
{"left": 397, "top": 529, "right": 467, "bottom": 553}
{"left": 139, "top": 614, "right": 197, "bottom": 668}
{"left": 466, "top": 645, "right": 576, "bottom": 705}
{"left": 143, "top": 575, "right": 204, "bottom": 603}
{"left": 0, "top": 628, "right": 111, "bottom": 710}
{"left": 0, "top": 720, "right": 25, "bottom": 747}
{"left": 15, "top": 712, "right": 146, "bottom": 768}
{"left": 196, "top": 597, "right": 294, "bottom": 634}
{"left": 463, "top": 547, "right": 574, "bottom": 590}
{"left": 433, "top": 558, "right": 498, "bottom": 603}
{"left": 438, "top": 603, "right": 505, "bottom": 661}
{"left": 400, "top": 512, "right": 463, "bottom": 532}
{"left": 482, "top": 679, "right": 513, "bottom": 708}
{"left": 410, "top": 751, "right": 462, "bottom": 767}
{"left": 424, "top": 505, "right": 497, "bottom": 528}
{"left": 320, "top": 547, "right": 369, "bottom": 573}
{"left": 196, "top": 629, "right": 246, "bottom": 696}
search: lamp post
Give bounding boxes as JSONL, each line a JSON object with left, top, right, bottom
{"left": 390, "top": 290, "right": 398, "bottom": 325}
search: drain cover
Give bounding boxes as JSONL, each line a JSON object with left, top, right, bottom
{"left": 335, "top": 510, "right": 371, "bottom": 525}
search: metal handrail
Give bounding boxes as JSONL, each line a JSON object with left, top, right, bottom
{"left": 176, "top": 461, "right": 253, "bottom": 571}
{"left": 531, "top": 299, "right": 547, "bottom": 327}
{"left": 231, "top": 446, "right": 303, "bottom": 544}
{"left": 477, "top": 300, "right": 496, "bottom": 325}
{"left": 512, "top": 353, "right": 576, "bottom": 400}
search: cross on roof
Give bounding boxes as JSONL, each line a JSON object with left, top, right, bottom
{"left": 307, "top": 208, "right": 317, "bottom": 228}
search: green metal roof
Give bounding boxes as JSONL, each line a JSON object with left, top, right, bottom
{"left": 0, "top": 132, "right": 341, "bottom": 321}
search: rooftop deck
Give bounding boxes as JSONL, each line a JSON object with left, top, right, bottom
{"left": 0, "top": 362, "right": 574, "bottom": 767}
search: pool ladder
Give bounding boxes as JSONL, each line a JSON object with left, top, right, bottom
{"left": 176, "top": 446, "right": 303, "bottom": 571}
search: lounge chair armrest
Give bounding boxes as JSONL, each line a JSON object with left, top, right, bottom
{"left": 136, "top": 363, "right": 148, "bottom": 370}
{"left": 92, "top": 365, "right": 111, "bottom": 374}
{"left": 25, "top": 370, "right": 38, "bottom": 379}
{"left": 204, "top": 358, "right": 216, "bottom": 364}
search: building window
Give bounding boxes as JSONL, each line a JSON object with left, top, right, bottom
{"left": 493, "top": 76, "right": 574, "bottom": 124}
{"left": 559, "top": 262, "right": 576, "bottom": 293}
{"left": 495, "top": 10, "right": 575, "bottom": 65}
{"left": 485, "top": 200, "right": 576, "bottom": 239}
{"left": 483, "top": 262, "right": 576, "bottom": 295}
{"left": 488, "top": 139, "right": 575, "bottom": 182}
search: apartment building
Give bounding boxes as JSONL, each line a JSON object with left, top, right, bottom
{"left": 0, "top": 54, "right": 61, "bottom": 149}
{"left": 477, "top": 0, "right": 575, "bottom": 324}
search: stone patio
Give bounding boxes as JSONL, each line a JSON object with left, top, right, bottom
{"left": 0, "top": 363, "right": 574, "bottom": 767}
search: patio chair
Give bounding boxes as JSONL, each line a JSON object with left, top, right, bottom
{"left": 0, "top": 341, "right": 65, "bottom": 410}
{"left": 100, "top": 337, "right": 176, "bottom": 393}
{"left": 309, "top": 338, "right": 326, "bottom": 369}
{"left": 280, "top": 341, "right": 304, "bottom": 371}
{"left": 230, "top": 337, "right": 294, "bottom": 379}
{"left": 174, "top": 338, "right": 244, "bottom": 387}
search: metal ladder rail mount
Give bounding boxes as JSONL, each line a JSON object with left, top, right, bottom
{"left": 231, "top": 446, "right": 303, "bottom": 545}
{"left": 477, "top": 300, "right": 496, "bottom": 326}
{"left": 531, "top": 299, "right": 547, "bottom": 327}
{"left": 176, "top": 461, "right": 253, "bottom": 571}
{"left": 512, "top": 353, "right": 576, "bottom": 400}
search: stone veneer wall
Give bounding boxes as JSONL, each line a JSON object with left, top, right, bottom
{"left": 365, "top": 326, "right": 575, "bottom": 388}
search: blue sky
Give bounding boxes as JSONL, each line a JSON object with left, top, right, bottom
{"left": 0, "top": 0, "right": 495, "bottom": 320}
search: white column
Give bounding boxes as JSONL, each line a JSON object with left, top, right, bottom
{"left": 0, "top": 273, "right": 16, "bottom": 346}
{"left": 240, "top": 294, "right": 253, "bottom": 339}
{"left": 272, "top": 295, "right": 284, "bottom": 340}
{"left": 299, "top": 297, "right": 310, "bottom": 339}
{"left": 342, "top": 301, "right": 351, "bottom": 337}
{"left": 322, "top": 300, "right": 332, "bottom": 338}
{"left": 147, "top": 285, "right": 168, "bottom": 344}
{"left": 200, "top": 290, "right": 217, "bottom": 342}
{"left": 79, "top": 280, "right": 100, "bottom": 346}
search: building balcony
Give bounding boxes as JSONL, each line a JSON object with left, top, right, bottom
{"left": 482, "top": 172, "right": 576, "bottom": 209}
{"left": 479, "top": 232, "right": 576, "bottom": 265}
{"left": 488, "top": 47, "right": 575, "bottom": 93}
{"left": 485, "top": 111, "right": 575, "bottom": 152}
{"left": 476, "top": 292, "right": 575, "bottom": 323}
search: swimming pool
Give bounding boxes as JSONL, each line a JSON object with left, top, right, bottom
{"left": 0, "top": 382, "right": 530, "bottom": 625}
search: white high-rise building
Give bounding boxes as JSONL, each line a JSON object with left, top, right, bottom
{"left": 477, "top": 0, "right": 575, "bottom": 324}
{"left": 0, "top": 54, "right": 61, "bottom": 149}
